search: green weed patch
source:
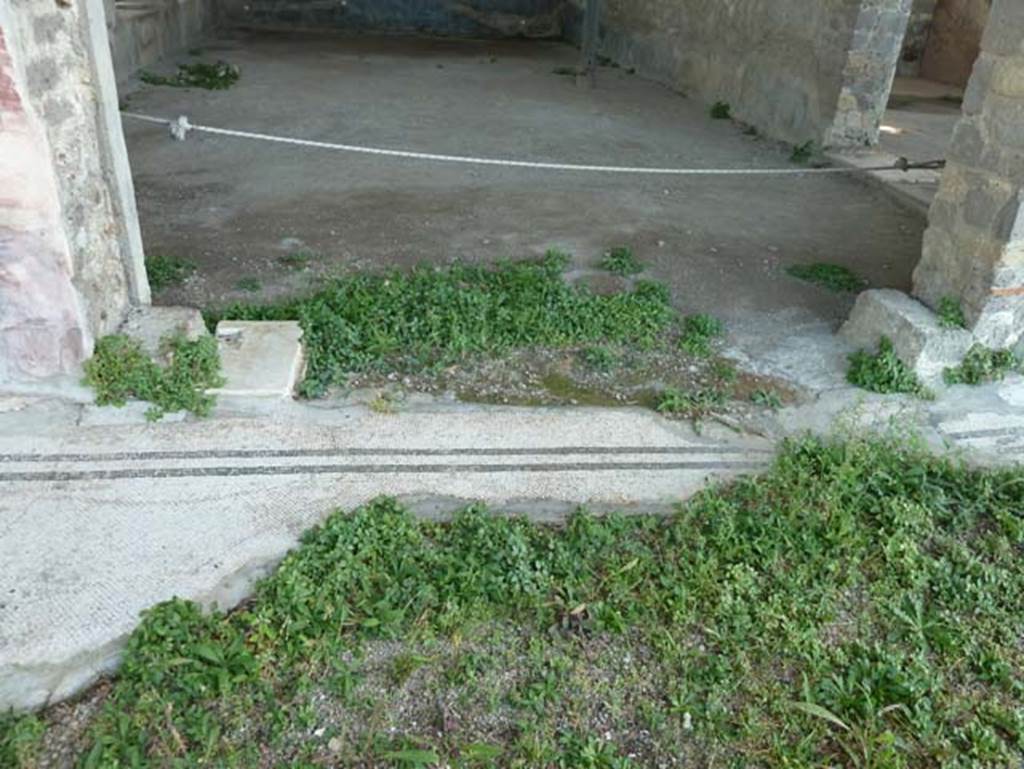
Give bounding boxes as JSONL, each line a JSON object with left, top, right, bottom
{"left": 847, "top": 336, "right": 930, "bottom": 397}
{"left": 600, "top": 246, "right": 644, "bottom": 277}
{"left": 145, "top": 254, "right": 195, "bottom": 292}
{"left": 206, "top": 252, "right": 677, "bottom": 397}
{"left": 787, "top": 263, "right": 867, "bottom": 293}
{"left": 140, "top": 60, "right": 240, "bottom": 90}
{"left": 678, "top": 313, "right": 724, "bottom": 357}
{"left": 82, "top": 333, "right": 224, "bottom": 420}
{"left": 8, "top": 435, "right": 1024, "bottom": 766}
{"left": 944, "top": 344, "right": 1021, "bottom": 386}
{"left": 937, "top": 296, "right": 967, "bottom": 329}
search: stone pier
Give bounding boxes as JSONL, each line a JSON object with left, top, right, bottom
{"left": 913, "top": 0, "right": 1024, "bottom": 348}
{"left": 0, "top": 0, "right": 146, "bottom": 385}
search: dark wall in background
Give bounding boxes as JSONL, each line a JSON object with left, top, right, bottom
{"left": 222, "top": 0, "right": 570, "bottom": 38}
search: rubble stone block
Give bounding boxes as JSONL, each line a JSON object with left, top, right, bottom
{"left": 840, "top": 289, "right": 975, "bottom": 384}
{"left": 118, "top": 306, "right": 208, "bottom": 360}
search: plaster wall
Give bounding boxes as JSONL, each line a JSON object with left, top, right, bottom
{"left": 0, "top": 0, "right": 145, "bottom": 384}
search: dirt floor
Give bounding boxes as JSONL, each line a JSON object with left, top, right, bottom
{"left": 121, "top": 29, "right": 927, "bottom": 390}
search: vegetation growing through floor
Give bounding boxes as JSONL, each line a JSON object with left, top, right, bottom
{"left": 145, "top": 253, "right": 195, "bottom": 291}
{"left": 600, "top": 246, "right": 644, "bottom": 277}
{"left": 847, "top": 336, "right": 931, "bottom": 398}
{"left": 7, "top": 434, "right": 1024, "bottom": 767}
{"left": 678, "top": 313, "right": 725, "bottom": 358}
{"left": 944, "top": 344, "right": 1021, "bottom": 386}
{"left": 655, "top": 385, "right": 727, "bottom": 424}
{"left": 790, "top": 140, "right": 817, "bottom": 164}
{"left": 205, "top": 251, "right": 678, "bottom": 397}
{"left": 579, "top": 345, "right": 618, "bottom": 371}
{"left": 938, "top": 296, "right": 967, "bottom": 329}
{"left": 709, "top": 100, "right": 732, "bottom": 120}
{"left": 750, "top": 387, "right": 782, "bottom": 410}
{"left": 82, "top": 333, "right": 224, "bottom": 420}
{"left": 787, "top": 263, "right": 868, "bottom": 293}
{"left": 140, "top": 60, "right": 240, "bottom": 90}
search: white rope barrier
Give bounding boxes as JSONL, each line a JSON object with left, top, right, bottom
{"left": 122, "top": 112, "right": 945, "bottom": 177}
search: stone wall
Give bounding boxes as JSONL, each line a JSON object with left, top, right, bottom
{"left": 0, "top": 0, "right": 145, "bottom": 384}
{"left": 220, "top": 0, "right": 569, "bottom": 38}
{"left": 913, "top": 0, "right": 1024, "bottom": 347}
{"left": 566, "top": 0, "right": 911, "bottom": 148}
{"left": 108, "top": 0, "right": 218, "bottom": 84}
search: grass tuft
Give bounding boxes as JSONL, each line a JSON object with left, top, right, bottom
{"left": 710, "top": 101, "right": 732, "bottom": 120}
{"left": 787, "top": 263, "right": 867, "bottom": 293}
{"left": 600, "top": 246, "right": 644, "bottom": 276}
{"left": 206, "top": 252, "right": 677, "bottom": 397}
{"left": 944, "top": 344, "right": 1021, "bottom": 385}
{"left": 82, "top": 333, "right": 224, "bottom": 420}
{"left": 145, "top": 254, "right": 195, "bottom": 292}
{"left": 11, "top": 435, "right": 1024, "bottom": 766}
{"left": 678, "top": 313, "right": 725, "bottom": 357}
{"left": 847, "top": 336, "right": 930, "bottom": 397}
{"left": 140, "top": 60, "right": 240, "bottom": 90}
{"left": 790, "top": 140, "right": 816, "bottom": 164}
{"left": 937, "top": 296, "right": 967, "bottom": 329}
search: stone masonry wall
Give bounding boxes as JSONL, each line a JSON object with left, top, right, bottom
{"left": 826, "top": 0, "right": 913, "bottom": 146}
{"left": 220, "top": 0, "right": 569, "bottom": 38}
{"left": 566, "top": 0, "right": 910, "bottom": 148}
{"left": 912, "top": 0, "right": 1024, "bottom": 348}
{"left": 108, "top": 0, "right": 218, "bottom": 85}
{"left": 0, "top": 0, "right": 143, "bottom": 383}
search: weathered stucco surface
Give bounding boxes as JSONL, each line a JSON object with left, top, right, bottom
{"left": 920, "top": 0, "right": 990, "bottom": 87}
{"left": 0, "top": 0, "right": 145, "bottom": 383}
{"left": 913, "top": 0, "right": 1024, "bottom": 347}
{"left": 107, "top": 0, "right": 218, "bottom": 84}
{"left": 567, "top": 0, "right": 910, "bottom": 148}
{"left": 221, "top": 0, "right": 568, "bottom": 38}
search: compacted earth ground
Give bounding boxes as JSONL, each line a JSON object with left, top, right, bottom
{"left": 4, "top": 434, "right": 1024, "bottom": 767}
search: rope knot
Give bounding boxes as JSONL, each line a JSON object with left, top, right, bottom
{"left": 169, "top": 115, "right": 193, "bottom": 142}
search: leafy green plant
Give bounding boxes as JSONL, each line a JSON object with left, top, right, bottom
{"left": 580, "top": 346, "right": 618, "bottom": 371}
{"left": 207, "top": 251, "right": 677, "bottom": 397}
{"left": 678, "top": 313, "right": 724, "bottom": 357}
{"left": 787, "top": 263, "right": 867, "bottom": 293}
{"left": 944, "top": 344, "right": 1020, "bottom": 385}
{"left": 790, "top": 140, "right": 816, "bottom": 164}
{"left": 600, "top": 247, "right": 643, "bottom": 277}
{"left": 145, "top": 254, "right": 196, "bottom": 291}
{"left": 751, "top": 388, "right": 782, "bottom": 410}
{"left": 140, "top": 60, "right": 240, "bottom": 90}
{"left": 0, "top": 713, "right": 44, "bottom": 768}
{"left": 847, "top": 337, "right": 929, "bottom": 397}
{"left": 937, "top": 296, "right": 967, "bottom": 329}
{"left": 82, "top": 333, "right": 224, "bottom": 420}
{"left": 710, "top": 101, "right": 732, "bottom": 120}
{"left": 655, "top": 386, "right": 726, "bottom": 419}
